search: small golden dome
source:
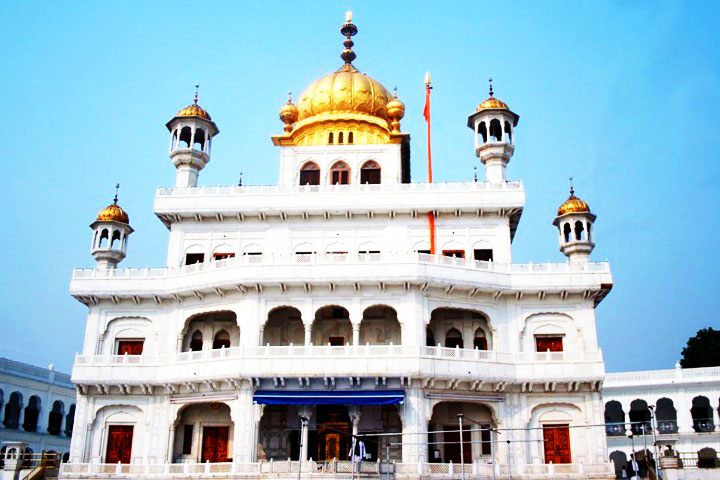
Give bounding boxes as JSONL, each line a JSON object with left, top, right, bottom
{"left": 297, "top": 64, "right": 393, "bottom": 122}
{"left": 96, "top": 202, "right": 129, "bottom": 224}
{"left": 387, "top": 97, "right": 405, "bottom": 118}
{"left": 557, "top": 191, "right": 591, "bottom": 216}
{"left": 177, "top": 103, "right": 211, "bottom": 120}
{"left": 279, "top": 95, "right": 299, "bottom": 133}
{"left": 476, "top": 96, "right": 509, "bottom": 112}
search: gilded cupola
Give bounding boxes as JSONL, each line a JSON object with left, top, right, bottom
{"left": 272, "top": 12, "right": 407, "bottom": 147}
{"left": 557, "top": 187, "right": 591, "bottom": 216}
{"left": 96, "top": 188, "right": 130, "bottom": 224}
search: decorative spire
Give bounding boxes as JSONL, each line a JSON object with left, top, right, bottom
{"left": 393, "top": 85, "right": 398, "bottom": 98}
{"left": 340, "top": 11, "right": 358, "bottom": 65}
{"left": 113, "top": 183, "right": 120, "bottom": 205}
{"left": 287, "top": 91, "right": 293, "bottom": 104}
{"left": 569, "top": 176, "right": 574, "bottom": 196}
{"left": 473, "top": 166, "right": 478, "bottom": 183}
{"left": 488, "top": 77, "right": 494, "bottom": 97}
{"left": 194, "top": 83, "right": 200, "bottom": 105}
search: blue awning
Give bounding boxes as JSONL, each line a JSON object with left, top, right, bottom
{"left": 253, "top": 390, "right": 404, "bottom": 405}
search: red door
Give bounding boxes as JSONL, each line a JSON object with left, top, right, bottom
{"left": 543, "top": 424, "right": 571, "bottom": 464}
{"left": 117, "top": 341, "right": 144, "bottom": 355}
{"left": 105, "top": 425, "right": 133, "bottom": 464}
{"left": 535, "top": 336, "right": 563, "bottom": 352}
{"left": 202, "top": 426, "right": 229, "bottom": 463}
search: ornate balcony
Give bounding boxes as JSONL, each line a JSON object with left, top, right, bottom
{"left": 72, "top": 344, "right": 604, "bottom": 387}
{"left": 70, "top": 252, "right": 612, "bottom": 304}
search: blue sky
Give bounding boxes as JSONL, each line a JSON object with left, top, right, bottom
{"left": 1, "top": 1, "right": 718, "bottom": 373}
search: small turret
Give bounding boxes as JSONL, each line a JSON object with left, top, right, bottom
{"left": 466, "top": 78, "right": 519, "bottom": 183}
{"left": 90, "top": 185, "right": 133, "bottom": 269}
{"left": 166, "top": 85, "right": 219, "bottom": 187}
{"left": 553, "top": 183, "right": 596, "bottom": 263}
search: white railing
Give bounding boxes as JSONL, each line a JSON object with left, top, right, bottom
{"left": 72, "top": 252, "right": 610, "bottom": 280}
{"left": 74, "top": 344, "right": 603, "bottom": 368}
{"left": 156, "top": 181, "right": 524, "bottom": 198}
{"left": 60, "top": 461, "right": 613, "bottom": 478}
{"left": 604, "top": 366, "right": 720, "bottom": 386}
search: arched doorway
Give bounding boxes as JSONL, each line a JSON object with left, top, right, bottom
{"left": 312, "top": 306, "right": 351, "bottom": 346}
{"left": 316, "top": 405, "right": 351, "bottom": 461}
{"left": 629, "top": 399, "right": 651, "bottom": 435}
{"left": 359, "top": 305, "right": 401, "bottom": 345}
{"left": 691, "top": 396, "right": 716, "bottom": 433}
{"left": 263, "top": 307, "right": 304, "bottom": 346}
{"left": 604, "top": 401, "right": 625, "bottom": 436}
{"left": 173, "top": 403, "right": 233, "bottom": 463}
{"left": 656, "top": 397, "right": 678, "bottom": 433}
{"left": 428, "top": 402, "right": 495, "bottom": 463}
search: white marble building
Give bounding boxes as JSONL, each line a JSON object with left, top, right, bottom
{"left": 0, "top": 357, "right": 76, "bottom": 456}
{"left": 61, "top": 13, "right": 616, "bottom": 480}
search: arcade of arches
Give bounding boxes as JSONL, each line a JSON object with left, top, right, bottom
{"left": 257, "top": 404, "right": 401, "bottom": 462}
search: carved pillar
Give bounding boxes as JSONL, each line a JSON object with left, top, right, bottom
{"left": 349, "top": 406, "right": 361, "bottom": 436}
{"left": 352, "top": 322, "right": 361, "bottom": 347}
{"left": 398, "top": 386, "right": 428, "bottom": 464}
{"left": 304, "top": 323, "right": 312, "bottom": 346}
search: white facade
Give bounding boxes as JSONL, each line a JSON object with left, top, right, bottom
{"left": 602, "top": 366, "right": 720, "bottom": 477}
{"left": 61, "top": 15, "right": 618, "bottom": 480}
{"left": 0, "top": 357, "right": 76, "bottom": 455}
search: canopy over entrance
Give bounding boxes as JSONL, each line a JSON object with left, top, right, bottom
{"left": 253, "top": 390, "right": 404, "bottom": 405}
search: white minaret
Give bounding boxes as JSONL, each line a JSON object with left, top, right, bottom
{"left": 165, "top": 85, "right": 219, "bottom": 187}
{"left": 90, "top": 185, "right": 133, "bottom": 269}
{"left": 466, "top": 78, "right": 519, "bottom": 183}
{"left": 553, "top": 184, "right": 596, "bottom": 263}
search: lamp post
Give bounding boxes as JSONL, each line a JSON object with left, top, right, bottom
{"left": 297, "top": 416, "right": 308, "bottom": 480}
{"left": 626, "top": 429, "right": 636, "bottom": 479}
{"left": 457, "top": 414, "right": 465, "bottom": 480}
{"left": 648, "top": 405, "right": 662, "bottom": 480}
{"left": 489, "top": 427, "right": 498, "bottom": 480}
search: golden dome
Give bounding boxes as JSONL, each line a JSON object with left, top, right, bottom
{"left": 177, "top": 103, "right": 211, "bottom": 120}
{"left": 96, "top": 202, "right": 129, "bottom": 224}
{"left": 557, "top": 191, "right": 591, "bottom": 216}
{"left": 476, "top": 96, "right": 509, "bottom": 111}
{"left": 297, "top": 64, "right": 393, "bottom": 122}
{"left": 279, "top": 96, "right": 299, "bottom": 133}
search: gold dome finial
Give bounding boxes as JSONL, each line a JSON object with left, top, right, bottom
{"left": 96, "top": 183, "right": 130, "bottom": 224}
{"left": 194, "top": 83, "right": 200, "bottom": 105}
{"left": 176, "top": 83, "right": 212, "bottom": 120}
{"left": 557, "top": 178, "right": 591, "bottom": 216}
{"left": 488, "top": 77, "right": 494, "bottom": 97}
{"left": 340, "top": 11, "right": 358, "bottom": 65}
{"left": 386, "top": 86, "right": 405, "bottom": 134}
{"left": 279, "top": 90, "right": 299, "bottom": 133}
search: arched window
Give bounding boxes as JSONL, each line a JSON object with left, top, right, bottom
{"left": 65, "top": 404, "right": 76, "bottom": 436}
{"left": 330, "top": 161, "right": 350, "bottom": 185}
{"left": 489, "top": 119, "right": 502, "bottom": 141}
{"left": 47, "top": 401, "right": 64, "bottom": 436}
{"left": 193, "top": 128, "right": 206, "bottom": 151}
{"left": 360, "top": 161, "right": 381, "bottom": 184}
{"left": 348, "top": 132, "right": 354, "bottom": 144}
{"left": 99, "top": 229, "right": 109, "bottom": 249}
{"left": 3, "top": 392, "right": 22, "bottom": 429}
{"left": 563, "top": 223, "right": 571, "bottom": 243}
{"left": 473, "top": 328, "right": 488, "bottom": 350}
{"left": 23, "top": 396, "right": 40, "bottom": 432}
{"left": 179, "top": 126, "right": 192, "bottom": 148}
{"left": 445, "top": 328, "right": 464, "bottom": 349}
{"left": 111, "top": 230, "right": 121, "bottom": 249}
{"left": 328, "top": 132, "right": 334, "bottom": 144}
{"left": 656, "top": 398, "right": 678, "bottom": 433}
{"left": 698, "top": 447, "right": 718, "bottom": 468}
{"left": 574, "top": 220, "right": 585, "bottom": 241}
{"left": 691, "top": 396, "right": 715, "bottom": 433}
{"left": 478, "top": 122, "right": 488, "bottom": 143}
{"left": 213, "top": 330, "right": 231, "bottom": 349}
{"left": 629, "top": 399, "right": 651, "bottom": 435}
{"left": 190, "top": 330, "right": 203, "bottom": 351}
{"left": 426, "top": 328, "right": 436, "bottom": 347}
{"left": 299, "top": 162, "right": 320, "bottom": 186}
{"left": 338, "top": 132, "right": 344, "bottom": 144}
{"left": 603, "top": 401, "right": 625, "bottom": 436}
{"left": 504, "top": 121, "right": 512, "bottom": 142}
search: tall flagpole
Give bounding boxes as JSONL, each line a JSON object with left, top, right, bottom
{"left": 424, "top": 72, "right": 436, "bottom": 254}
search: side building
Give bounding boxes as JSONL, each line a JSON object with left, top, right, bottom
{"left": 603, "top": 366, "right": 720, "bottom": 477}
{"left": 0, "top": 357, "right": 76, "bottom": 457}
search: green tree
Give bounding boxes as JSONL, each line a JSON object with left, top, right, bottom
{"left": 680, "top": 327, "right": 720, "bottom": 368}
